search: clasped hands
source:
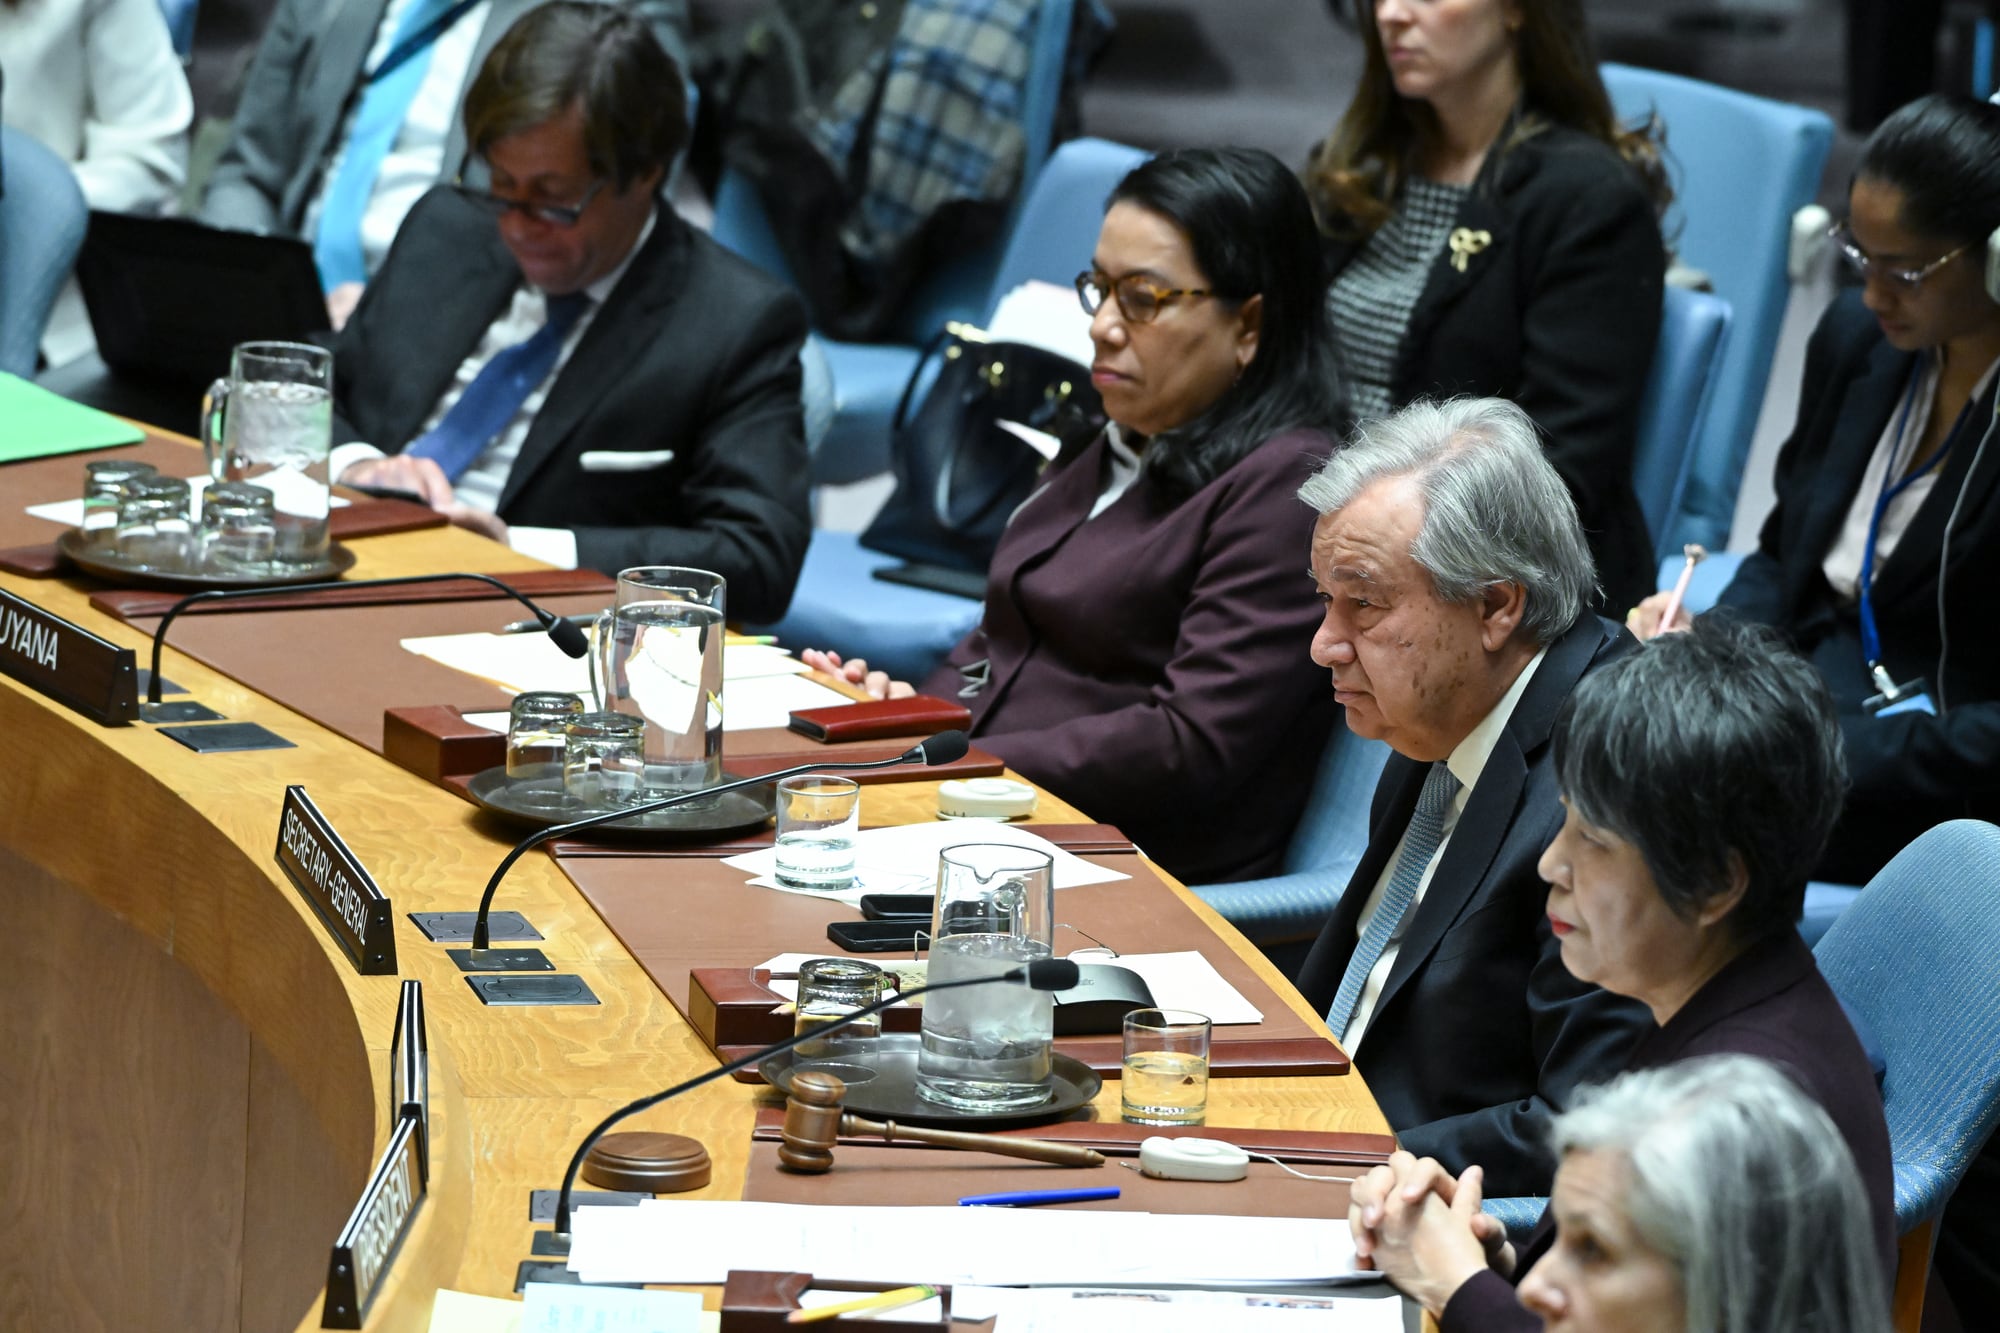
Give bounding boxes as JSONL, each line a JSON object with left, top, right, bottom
{"left": 337, "top": 455, "right": 508, "bottom": 544}
{"left": 1349, "top": 1150, "right": 1515, "bottom": 1315}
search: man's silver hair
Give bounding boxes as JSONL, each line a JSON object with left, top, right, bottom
{"left": 1550, "top": 1056, "right": 1891, "bottom": 1333}
{"left": 1297, "top": 398, "right": 1596, "bottom": 645}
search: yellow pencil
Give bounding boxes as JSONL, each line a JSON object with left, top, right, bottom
{"left": 785, "top": 1284, "right": 939, "bottom": 1324}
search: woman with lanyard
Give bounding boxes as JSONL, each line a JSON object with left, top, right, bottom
{"left": 1630, "top": 94, "right": 2000, "bottom": 893}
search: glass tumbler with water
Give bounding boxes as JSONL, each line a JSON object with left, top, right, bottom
{"left": 793, "top": 957, "right": 890, "bottom": 1057}
{"left": 592, "top": 566, "right": 726, "bottom": 803}
{"left": 562, "top": 711, "right": 647, "bottom": 808}
{"left": 916, "top": 844, "right": 1056, "bottom": 1112}
{"left": 200, "top": 341, "right": 334, "bottom": 568}
{"left": 774, "top": 776, "right": 860, "bottom": 890}
{"left": 508, "top": 691, "right": 585, "bottom": 808}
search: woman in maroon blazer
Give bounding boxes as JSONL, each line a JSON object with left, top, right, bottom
{"left": 808, "top": 147, "right": 1349, "bottom": 884}
{"left": 1343, "top": 617, "right": 1896, "bottom": 1328}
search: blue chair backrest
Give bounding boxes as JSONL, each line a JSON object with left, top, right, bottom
{"left": 711, "top": 0, "right": 1077, "bottom": 344}
{"left": 1632, "top": 286, "right": 1731, "bottom": 563}
{"left": 0, "top": 129, "right": 89, "bottom": 378}
{"left": 1814, "top": 820, "right": 2000, "bottom": 1228}
{"left": 1281, "top": 728, "right": 1393, "bottom": 878}
{"left": 157, "top": 0, "right": 198, "bottom": 59}
{"left": 982, "top": 137, "right": 1149, "bottom": 311}
{"left": 1600, "top": 64, "right": 1832, "bottom": 554}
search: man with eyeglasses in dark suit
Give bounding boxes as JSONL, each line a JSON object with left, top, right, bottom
{"left": 326, "top": 1, "right": 811, "bottom": 621}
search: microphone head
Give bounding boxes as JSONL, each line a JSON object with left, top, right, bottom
{"left": 1023, "top": 958, "right": 1081, "bottom": 992}
{"left": 546, "top": 615, "right": 591, "bottom": 659}
{"left": 916, "top": 729, "right": 970, "bottom": 766}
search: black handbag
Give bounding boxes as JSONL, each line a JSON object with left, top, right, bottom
{"left": 860, "top": 324, "right": 1103, "bottom": 578}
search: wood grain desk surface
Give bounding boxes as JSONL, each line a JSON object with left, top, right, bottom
{"left": 0, "top": 432, "right": 1390, "bottom": 1331}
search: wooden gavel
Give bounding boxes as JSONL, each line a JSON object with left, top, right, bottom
{"left": 777, "top": 1070, "right": 1105, "bottom": 1173}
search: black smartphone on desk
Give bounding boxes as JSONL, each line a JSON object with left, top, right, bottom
{"left": 826, "top": 919, "right": 929, "bottom": 953}
{"left": 858, "top": 893, "right": 933, "bottom": 921}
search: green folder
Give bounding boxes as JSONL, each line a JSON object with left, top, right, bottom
{"left": 0, "top": 374, "right": 147, "bottom": 463}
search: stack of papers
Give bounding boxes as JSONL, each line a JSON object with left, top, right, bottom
{"left": 724, "top": 820, "right": 1129, "bottom": 906}
{"left": 565, "top": 1200, "right": 1369, "bottom": 1288}
{"left": 952, "top": 1286, "right": 1405, "bottom": 1333}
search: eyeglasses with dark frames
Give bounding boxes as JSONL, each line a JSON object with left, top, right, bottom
{"left": 452, "top": 156, "right": 610, "bottom": 228}
{"left": 1829, "top": 221, "right": 1972, "bottom": 294}
{"left": 1075, "top": 269, "right": 1215, "bottom": 324}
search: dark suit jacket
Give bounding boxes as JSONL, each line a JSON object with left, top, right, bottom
{"left": 1717, "top": 291, "right": 2000, "bottom": 882}
{"left": 1291, "top": 613, "right": 1653, "bottom": 1197}
{"left": 918, "top": 429, "right": 1340, "bottom": 886}
{"left": 199, "top": 0, "right": 689, "bottom": 238}
{"left": 331, "top": 187, "right": 811, "bottom": 622}
{"left": 1441, "top": 930, "right": 1898, "bottom": 1331}
{"left": 1323, "top": 126, "right": 1664, "bottom": 611}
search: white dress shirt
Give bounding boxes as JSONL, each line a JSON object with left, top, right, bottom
{"left": 331, "top": 209, "right": 656, "bottom": 568}
{"left": 302, "top": 0, "right": 491, "bottom": 280}
{"left": 1341, "top": 646, "right": 1549, "bottom": 1052}
{"left": 1821, "top": 353, "right": 2000, "bottom": 602}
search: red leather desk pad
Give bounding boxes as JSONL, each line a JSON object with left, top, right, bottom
{"left": 0, "top": 433, "right": 444, "bottom": 576}
{"left": 553, "top": 847, "right": 1348, "bottom": 1077}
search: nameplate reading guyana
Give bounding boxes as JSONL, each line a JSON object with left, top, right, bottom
{"left": 0, "top": 587, "right": 137, "bottom": 725}
{"left": 321, "top": 1115, "right": 426, "bottom": 1328}
{"left": 276, "top": 786, "right": 398, "bottom": 975}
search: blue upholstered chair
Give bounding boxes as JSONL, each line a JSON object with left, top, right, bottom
{"left": 0, "top": 129, "right": 89, "bottom": 378}
{"left": 747, "top": 138, "right": 1150, "bottom": 678}
{"left": 1631, "top": 287, "right": 1730, "bottom": 566}
{"left": 711, "top": 0, "right": 1078, "bottom": 485}
{"left": 1601, "top": 64, "right": 1832, "bottom": 556}
{"left": 1189, "top": 729, "right": 1393, "bottom": 978}
{"left": 1815, "top": 820, "right": 2000, "bottom": 1320}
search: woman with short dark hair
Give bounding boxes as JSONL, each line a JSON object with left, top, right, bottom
{"left": 1307, "top": 0, "right": 1668, "bottom": 610}
{"left": 808, "top": 147, "right": 1348, "bottom": 884}
{"left": 1343, "top": 617, "right": 1895, "bottom": 1328}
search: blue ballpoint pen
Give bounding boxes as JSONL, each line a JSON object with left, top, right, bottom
{"left": 957, "top": 1187, "right": 1122, "bottom": 1207}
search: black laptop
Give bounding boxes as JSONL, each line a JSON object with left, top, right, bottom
{"left": 74, "top": 212, "right": 331, "bottom": 387}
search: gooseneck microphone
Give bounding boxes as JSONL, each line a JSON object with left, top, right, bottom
{"left": 465, "top": 729, "right": 971, "bottom": 950}
{"left": 549, "top": 955, "right": 1081, "bottom": 1240}
{"left": 146, "top": 572, "right": 591, "bottom": 703}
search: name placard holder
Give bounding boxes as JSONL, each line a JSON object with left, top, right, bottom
{"left": 0, "top": 587, "right": 137, "bottom": 725}
{"left": 389, "top": 980, "right": 428, "bottom": 1176}
{"left": 321, "top": 1115, "right": 426, "bottom": 1328}
{"left": 275, "top": 786, "right": 398, "bottom": 976}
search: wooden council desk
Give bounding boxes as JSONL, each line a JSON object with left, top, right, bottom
{"left": 0, "top": 479, "right": 1391, "bottom": 1329}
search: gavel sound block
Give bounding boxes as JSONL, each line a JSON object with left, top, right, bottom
{"left": 777, "top": 1071, "right": 1105, "bottom": 1174}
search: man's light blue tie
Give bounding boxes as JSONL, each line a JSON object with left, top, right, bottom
{"left": 312, "top": 0, "right": 451, "bottom": 291}
{"left": 404, "top": 291, "right": 592, "bottom": 482}
{"left": 1326, "top": 761, "right": 1461, "bottom": 1041}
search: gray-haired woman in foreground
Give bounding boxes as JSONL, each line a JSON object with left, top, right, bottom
{"left": 1518, "top": 1055, "right": 1889, "bottom": 1333}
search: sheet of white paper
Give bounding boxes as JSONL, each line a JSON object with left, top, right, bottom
{"left": 567, "top": 1201, "right": 1368, "bottom": 1288}
{"left": 27, "top": 473, "right": 349, "bottom": 527}
{"left": 1105, "top": 951, "right": 1263, "bottom": 1025}
{"left": 987, "top": 279, "right": 1096, "bottom": 367}
{"left": 428, "top": 1288, "right": 524, "bottom": 1333}
{"left": 948, "top": 1286, "right": 1405, "bottom": 1333}
{"left": 518, "top": 1283, "right": 701, "bottom": 1333}
{"left": 398, "top": 635, "right": 850, "bottom": 731}
{"left": 723, "top": 820, "right": 1127, "bottom": 908}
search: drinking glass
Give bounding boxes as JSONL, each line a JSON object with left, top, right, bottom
{"left": 508, "top": 691, "right": 586, "bottom": 808}
{"left": 773, "top": 776, "right": 860, "bottom": 891}
{"left": 592, "top": 566, "right": 726, "bottom": 802}
{"left": 81, "top": 459, "right": 158, "bottom": 539}
{"left": 793, "top": 957, "right": 889, "bottom": 1057}
{"left": 200, "top": 340, "right": 334, "bottom": 568}
{"left": 114, "top": 476, "right": 194, "bottom": 566}
{"left": 1121, "top": 1008, "right": 1211, "bottom": 1126}
{"left": 197, "top": 481, "right": 278, "bottom": 572}
{"left": 562, "top": 711, "right": 647, "bottom": 808}
{"left": 916, "top": 844, "right": 1055, "bottom": 1111}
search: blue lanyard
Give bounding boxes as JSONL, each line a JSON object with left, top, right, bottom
{"left": 1857, "top": 360, "right": 1973, "bottom": 668}
{"left": 367, "top": 0, "right": 483, "bottom": 84}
